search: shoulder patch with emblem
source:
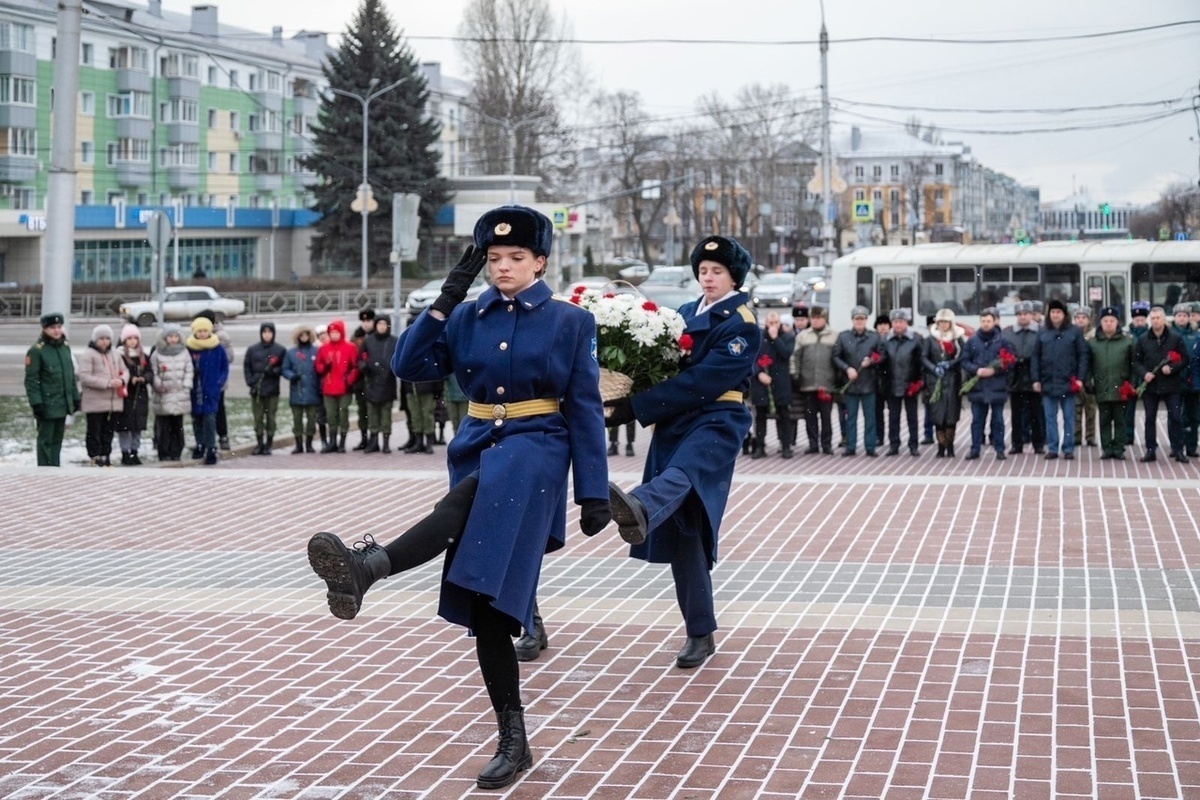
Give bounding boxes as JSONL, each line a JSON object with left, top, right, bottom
{"left": 737, "top": 304, "right": 755, "bottom": 323}
{"left": 728, "top": 336, "right": 748, "bottom": 356}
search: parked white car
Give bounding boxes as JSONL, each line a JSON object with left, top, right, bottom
{"left": 120, "top": 286, "right": 246, "bottom": 327}
{"left": 406, "top": 277, "right": 488, "bottom": 319}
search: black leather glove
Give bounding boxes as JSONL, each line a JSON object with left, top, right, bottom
{"left": 604, "top": 397, "right": 635, "bottom": 428}
{"left": 73, "top": 398, "right": 81, "bottom": 413}
{"left": 31, "top": 404, "right": 44, "bottom": 420}
{"left": 579, "top": 498, "right": 612, "bottom": 536}
{"left": 430, "top": 245, "right": 487, "bottom": 317}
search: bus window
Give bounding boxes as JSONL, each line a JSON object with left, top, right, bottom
{"left": 1042, "top": 264, "right": 1080, "bottom": 307}
{"left": 856, "top": 266, "right": 872, "bottom": 311}
{"left": 1134, "top": 262, "right": 1200, "bottom": 309}
{"left": 980, "top": 265, "right": 1040, "bottom": 315}
{"left": 1132, "top": 263, "right": 1151, "bottom": 305}
{"left": 898, "top": 277, "right": 913, "bottom": 317}
{"left": 877, "top": 277, "right": 894, "bottom": 317}
{"left": 918, "top": 266, "right": 975, "bottom": 315}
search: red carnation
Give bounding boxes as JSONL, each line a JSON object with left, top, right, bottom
{"left": 757, "top": 354, "right": 774, "bottom": 369}
{"left": 642, "top": 300, "right": 659, "bottom": 312}
{"left": 603, "top": 292, "right": 616, "bottom": 298}
{"left": 1118, "top": 380, "right": 1137, "bottom": 401}
{"left": 905, "top": 380, "right": 924, "bottom": 398}
{"left": 678, "top": 333, "right": 694, "bottom": 352}
{"left": 998, "top": 348, "right": 1017, "bottom": 370}
{"left": 572, "top": 284, "right": 587, "bottom": 295}
{"left": 1068, "top": 375, "right": 1083, "bottom": 393}
{"left": 816, "top": 388, "right": 833, "bottom": 403}
{"left": 1168, "top": 350, "right": 1183, "bottom": 364}
{"left": 269, "top": 356, "right": 279, "bottom": 365}
{"left": 940, "top": 340, "right": 955, "bottom": 355}
{"left": 569, "top": 295, "right": 582, "bottom": 305}
{"left": 870, "top": 352, "right": 882, "bottom": 364}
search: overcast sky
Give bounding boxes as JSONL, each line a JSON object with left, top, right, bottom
{"left": 175, "top": 0, "right": 1200, "bottom": 206}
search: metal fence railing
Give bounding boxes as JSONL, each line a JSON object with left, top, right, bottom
{"left": 0, "top": 290, "right": 403, "bottom": 320}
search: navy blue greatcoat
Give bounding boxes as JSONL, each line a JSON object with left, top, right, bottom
{"left": 628, "top": 292, "right": 760, "bottom": 567}
{"left": 392, "top": 279, "right": 608, "bottom": 632}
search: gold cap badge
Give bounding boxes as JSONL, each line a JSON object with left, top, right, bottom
{"left": 704, "top": 241, "right": 719, "bottom": 251}
{"left": 494, "top": 222, "right": 512, "bottom": 236}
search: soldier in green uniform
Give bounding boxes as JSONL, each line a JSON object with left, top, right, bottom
{"left": 24, "top": 312, "right": 80, "bottom": 466}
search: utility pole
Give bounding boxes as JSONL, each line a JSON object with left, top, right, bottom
{"left": 43, "top": 0, "right": 82, "bottom": 327}
{"left": 818, "top": 3, "right": 837, "bottom": 268}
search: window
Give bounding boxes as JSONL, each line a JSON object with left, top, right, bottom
{"left": 207, "top": 66, "right": 217, "bottom": 85}
{"left": 228, "top": 69, "right": 239, "bottom": 88}
{"left": 853, "top": 165, "right": 864, "bottom": 181}
{"left": 890, "top": 164, "right": 899, "bottom": 180}
{"left": 249, "top": 195, "right": 261, "bottom": 208}
{"left": 207, "top": 108, "right": 216, "bottom": 128}
{"left": 872, "top": 165, "right": 882, "bottom": 180}
{"left": 160, "top": 144, "right": 199, "bottom": 167}
{"left": 1131, "top": 262, "right": 1200, "bottom": 309}
{"left": 853, "top": 189, "right": 865, "bottom": 201}
{"left": 159, "top": 99, "right": 198, "bottom": 123}
{"left": 266, "top": 71, "right": 281, "bottom": 92}
{"left": 80, "top": 91, "right": 94, "bottom": 115}
{"left": 229, "top": 111, "right": 239, "bottom": 131}
{"left": 106, "top": 91, "right": 150, "bottom": 118}
{"left": 979, "top": 265, "right": 1040, "bottom": 311}
{"left": 918, "top": 266, "right": 978, "bottom": 315}
{"left": 0, "top": 77, "right": 36, "bottom": 105}
{"left": 207, "top": 151, "right": 217, "bottom": 170}
{"left": 248, "top": 73, "right": 257, "bottom": 91}
{"left": 248, "top": 114, "right": 259, "bottom": 132}
{"left": 3, "top": 127, "right": 35, "bottom": 155}
{"left": 109, "top": 138, "right": 149, "bottom": 163}
{"left": 160, "top": 53, "right": 199, "bottom": 78}
{"left": 13, "top": 188, "right": 34, "bottom": 209}
{"left": 80, "top": 141, "right": 94, "bottom": 164}
{"left": 108, "top": 45, "right": 148, "bottom": 71}
{"left": 0, "top": 22, "right": 35, "bottom": 52}
{"left": 81, "top": 42, "right": 93, "bottom": 65}
{"left": 81, "top": 190, "right": 94, "bottom": 204}
{"left": 856, "top": 266, "right": 873, "bottom": 311}
{"left": 934, "top": 163, "right": 944, "bottom": 177}
{"left": 229, "top": 153, "right": 239, "bottom": 173}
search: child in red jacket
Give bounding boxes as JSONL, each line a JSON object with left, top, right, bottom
{"left": 314, "top": 319, "right": 359, "bottom": 452}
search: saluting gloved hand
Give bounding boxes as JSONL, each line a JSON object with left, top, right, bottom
{"left": 603, "top": 397, "right": 635, "bottom": 428}
{"left": 31, "top": 404, "right": 44, "bottom": 420}
{"left": 579, "top": 498, "right": 612, "bottom": 537}
{"left": 430, "top": 245, "right": 488, "bottom": 317}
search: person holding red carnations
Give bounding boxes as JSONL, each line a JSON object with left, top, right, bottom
{"left": 1132, "top": 305, "right": 1190, "bottom": 462}
{"left": 962, "top": 307, "right": 1016, "bottom": 461}
{"left": 880, "top": 308, "right": 923, "bottom": 457}
{"left": 922, "top": 308, "right": 966, "bottom": 458}
{"left": 832, "top": 305, "right": 883, "bottom": 456}
{"left": 793, "top": 306, "right": 839, "bottom": 454}
{"left": 1088, "top": 306, "right": 1135, "bottom": 460}
{"left": 1032, "top": 298, "right": 1090, "bottom": 461}
{"left": 749, "top": 310, "right": 796, "bottom": 459}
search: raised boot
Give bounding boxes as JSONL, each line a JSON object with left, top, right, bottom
{"left": 363, "top": 433, "right": 380, "bottom": 454}
{"left": 305, "top": 435, "right": 315, "bottom": 453}
{"left": 514, "top": 604, "right": 548, "bottom": 662}
{"left": 306, "top": 533, "right": 392, "bottom": 620}
{"left": 608, "top": 481, "right": 648, "bottom": 545}
{"left": 403, "top": 432, "right": 422, "bottom": 454}
{"left": 381, "top": 433, "right": 391, "bottom": 454}
{"left": 476, "top": 707, "right": 532, "bottom": 790}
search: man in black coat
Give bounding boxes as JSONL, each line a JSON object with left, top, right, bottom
{"left": 881, "top": 308, "right": 923, "bottom": 456}
{"left": 1005, "top": 301, "right": 1044, "bottom": 454}
{"left": 832, "top": 305, "right": 883, "bottom": 456}
{"left": 750, "top": 311, "right": 796, "bottom": 459}
{"left": 359, "top": 316, "right": 399, "bottom": 453}
{"left": 243, "top": 321, "right": 287, "bottom": 455}
{"left": 1132, "top": 306, "right": 1189, "bottom": 462}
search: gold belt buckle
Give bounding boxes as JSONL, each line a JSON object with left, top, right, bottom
{"left": 492, "top": 404, "right": 507, "bottom": 420}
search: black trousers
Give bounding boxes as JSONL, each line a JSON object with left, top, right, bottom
{"left": 803, "top": 391, "right": 833, "bottom": 451}
{"left": 1009, "top": 391, "right": 1045, "bottom": 449}
{"left": 1143, "top": 392, "right": 1184, "bottom": 454}
{"left": 85, "top": 411, "right": 116, "bottom": 458}
{"left": 887, "top": 395, "right": 918, "bottom": 450}
{"left": 215, "top": 390, "right": 228, "bottom": 439}
{"left": 382, "top": 475, "right": 521, "bottom": 714}
{"left": 753, "top": 405, "right": 790, "bottom": 448}
{"left": 155, "top": 415, "right": 186, "bottom": 460}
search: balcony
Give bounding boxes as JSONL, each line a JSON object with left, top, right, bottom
{"left": 254, "top": 131, "right": 282, "bottom": 151}
{"left": 0, "top": 50, "right": 35, "bottom": 76}
{"left": 0, "top": 154, "right": 36, "bottom": 182}
{"left": 166, "top": 76, "right": 200, "bottom": 100}
{"left": 115, "top": 69, "right": 151, "bottom": 93}
{"left": 0, "top": 105, "right": 35, "bottom": 128}
{"left": 167, "top": 165, "right": 199, "bottom": 189}
{"left": 165, "top": 122, "right": 199, "bottom": 145}
{"left": 253, "top": 91, "right": 282, "bottom": 113}
{"left": 293, "top": 168, "right": 318, "bottom": 187}
{"left": 255, "top": 172, "right": 282, "bottom": 192}
{"left": 115, "top": 117, "right": 152, "bottom": 140}
{"left": 290, "top": 135, "right": 314, "bottom": 157}
{"left": 291, "top": 94, "right": 317, "bottom": 117}
{"left": 115, "top": 161, "right": 151, "bottom": 186}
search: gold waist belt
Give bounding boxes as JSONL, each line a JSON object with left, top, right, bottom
{"left": 716, "top": 390, "right": 744, "bottom": 403}
{"left": 467, "top": 398, "right": 561, "bottom": 424}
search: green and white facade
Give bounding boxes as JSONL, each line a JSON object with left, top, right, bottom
{"left": 0, "top": 0, "right": 328, "bottom": 284}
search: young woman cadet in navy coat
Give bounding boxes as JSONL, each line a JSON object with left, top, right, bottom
{"left": 604, "top": 235, "right": 761, "bottom": 670}
{"left": 306, "top": 206, "right": 611, "bottom": 791}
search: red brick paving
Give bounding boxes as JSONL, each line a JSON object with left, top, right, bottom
{"left": 2, "top": 422, "right": 1200, "bottom": 798}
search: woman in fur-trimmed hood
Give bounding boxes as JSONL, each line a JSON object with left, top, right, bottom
{"left": 921, "top": 308, "right": 966, "bottom": 457}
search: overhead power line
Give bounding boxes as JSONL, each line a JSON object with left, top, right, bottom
{"left": 832, "top": 106, "right": 1193, "bottom": 136}
{"left": 403, "top": 19, "right": 1200, "bottom": 47}
{"left": 831, "top": 94, "right": 1195, "bottom": 115}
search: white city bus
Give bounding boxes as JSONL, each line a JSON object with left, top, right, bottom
{"left": 828, "top": 240, "right": 1200, "bottom": 330}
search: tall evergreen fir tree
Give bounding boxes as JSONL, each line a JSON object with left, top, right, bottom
{"left": 306, "top": 0, "right": 450, "bottom": 278}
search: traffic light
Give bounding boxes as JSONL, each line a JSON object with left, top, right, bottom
{"left": 1099, "top": 203, "right": 1111, "bottom": 230}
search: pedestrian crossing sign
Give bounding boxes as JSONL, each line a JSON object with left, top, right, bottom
{"left": 852, "top": 201, "right": 873, "bottom": 223}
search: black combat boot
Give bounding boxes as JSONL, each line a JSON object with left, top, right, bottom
{"left": 352, "top": 432, "right": 368, "bottom": 451}
{"left": 321, "top": 431, "right": 338, "bottom": 454}
{"left": 381, "top": 434, "right": 391, "bottom": 454}
{"left": 318, "top": 423, "right": 328, "bottom": 451}
{"left": 514, "top": 604, "right": 548, "bottom": 662}
{"left": 306, "top": 532, "right": 392, "bottom": 620}
{"left": 607, "top": 442, "right": 619, "bottom": 456}
{"left": 419, "top": 434, "right": 435, "bottom": 454}
{"left": 364, "top": 433, "right": 380, "bottom": 454}
{"left": 336, "top": 432, "right": 347, "bottom": 453}
{"left": 292, "top": 438, "right": 305, "bottom": 454}
{"left": 130, "top": 451, "right": 142, "bottom": 466}
{"left": 262, "top": 436, "right": 273, "bottom": 455}
{"left": 305, "top": 435, "right": 315, "bottom": 453}
{"left": 608, "top": 482, "right": 647, "bottom": 545}
{"left": 403, "top": 433, "right": 423, "bottom": 454}
{"left": 750, "top": 439, "right": 766, "bottom": 459}
{"left": 252, "top": 435, "right": 265, "bottom": 455}
{"left": 476, "top": 707, "right": 532, "bottom": 790}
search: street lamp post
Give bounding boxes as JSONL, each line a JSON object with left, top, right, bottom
{"left": 469, "top": 109, "right": 547, "bottom": 203}
{"left": 330, "top": 77, "right": 410, "bottom": 290}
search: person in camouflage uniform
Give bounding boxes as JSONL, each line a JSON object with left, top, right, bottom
{"left": 24, "top": 312, "right": 80, "bottom": 466}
